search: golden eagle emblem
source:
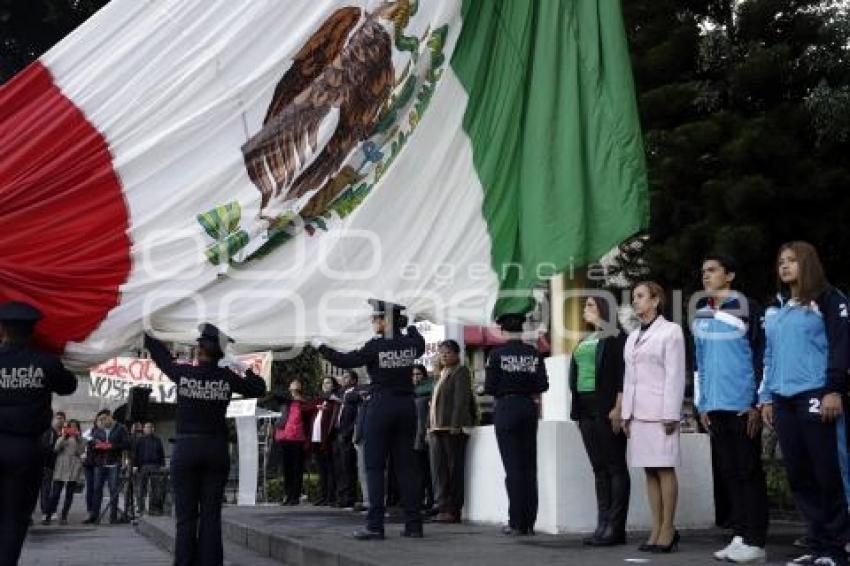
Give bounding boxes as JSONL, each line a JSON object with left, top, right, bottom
{"left": 241, "top": 2, "right": 411, "bottom": 224}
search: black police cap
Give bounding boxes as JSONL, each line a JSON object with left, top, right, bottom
{"left": 0, "top": 301, "right": 43, "bottom": 323}
{"left": 368, "top": 299, "right": 405, "bottom": 316}
{"left": 197, "top": 323, "right": 234, "bottom": 346}
{"left": 496, "top": 312, "right": 526, "bottom": 327}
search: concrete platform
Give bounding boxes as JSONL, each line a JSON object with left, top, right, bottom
{"left": 21, "top": 498, "right": 170, "bottom": 566}
{"left": 138, "top": 504, "right": 812, "bottom": 566}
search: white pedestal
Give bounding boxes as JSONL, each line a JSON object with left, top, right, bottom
{"left": 541, "top": 354, "right": 571, "bottom": 421}
{"left": 463, "top": 422, "right": 715, "bottom": 533}
{"left": 235, "top": 415, "right": 259, "bottom": 505}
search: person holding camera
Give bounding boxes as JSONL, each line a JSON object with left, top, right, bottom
{"left": 38, "top": 411, "right": 65, "bottom": 524}
{"left": 315, "top": 299, "right": 426, "bottom": 540}
{"left": 44, "top": 419, "right": 85, "bottom": 525}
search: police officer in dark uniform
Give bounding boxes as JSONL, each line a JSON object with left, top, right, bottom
{"left": 0, "top": 301, "right": 77, "bottom": 566}
{"left": 144, "top": 324, "right": 266, "bottom": 566}
{"left": 315, "top": 300, "right": 425, "bottom": 540}
{"left": 484, "top": 312, "right": 549, "bottom": 537}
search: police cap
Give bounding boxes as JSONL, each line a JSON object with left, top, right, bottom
{"left": 197, "top": 323, "right": 234, "bottom": 351}
{"left": 368, "top": 299, "right": 405, "bottom": 317}
{"left": 496, "top": 312, "right": 526, "bottom": 331}
{"left": 0, "top": 301, "right": 43, "bottom": 324}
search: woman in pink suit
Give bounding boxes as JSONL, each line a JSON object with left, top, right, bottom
{"left": 621, "top": 282, "right": 686, "bottom": 553}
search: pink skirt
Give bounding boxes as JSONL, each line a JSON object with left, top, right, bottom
{"left": 627, "top": 420, "right": 680, "bottom": 468}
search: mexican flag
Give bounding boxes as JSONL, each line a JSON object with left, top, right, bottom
{"left": 0, "top": 0, "right": 648, "bottom": 368}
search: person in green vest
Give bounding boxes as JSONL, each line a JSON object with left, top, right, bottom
{"left": 569, "top": 295, "right": 630, "bottom": 546}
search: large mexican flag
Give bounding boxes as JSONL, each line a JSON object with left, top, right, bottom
{"left": 0, "top": 0, "right": 648, "bottom": 368}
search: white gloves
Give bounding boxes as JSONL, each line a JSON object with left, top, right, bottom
{"left": 218, "top": 355, "right": 248, "bottom": 373}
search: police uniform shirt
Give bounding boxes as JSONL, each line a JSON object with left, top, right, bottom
{"left": 319, "top": 326, "right": 426, "bottom": 393}
{"left": 144, "top": 334, "right": 266, "bottom": 435}
{"left": 484, "top": 339, "right": 549, "bottom": 398}
{"left": 0, "top": 343, "right": 77, "bottom": 437}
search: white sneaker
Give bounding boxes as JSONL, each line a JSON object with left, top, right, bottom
{"left": 714, "top": 536, "right": 744, "bottom": 561}
{"left": 786, "top": 554, "right": 816, "bottom": 566}
{"left": 726, "top": 542, "right": 766, "bottom": 563}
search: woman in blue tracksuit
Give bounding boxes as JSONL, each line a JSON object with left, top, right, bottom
{"left": 759, "top": 241, "right": 850, "bottom": 566}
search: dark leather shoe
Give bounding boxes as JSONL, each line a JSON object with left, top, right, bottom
{"left": 433, "top": 512, "right": 458, "bottom": 523}
{"left": 352, "top": 529, "right": 385, "bottom": 541}
{"left": 82, "top": 516, "right": 98, "bottom": 525}
{"left": 400, "top": 529, "right": 423, "bottom": 538}
{"left": 502, "top": 526, "right": 521, "bottom": 536}
{"left": 638, "top": 542, "right": 657, "bottom": 552}
{"left": 590, "top": 533, "right": 626, "bottom": 547}
{"left": 582, "top": 535, "right": 598, "bottom": 546}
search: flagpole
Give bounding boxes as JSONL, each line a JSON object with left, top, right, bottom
{"left": 549, "top": 272, "right": 586, "bottom": 356}
{"left": 543, "top": 272, "right": 586, "bottom": 421}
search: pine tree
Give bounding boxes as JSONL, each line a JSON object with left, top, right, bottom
{"left": 622, "top": 0, "right": 850, "bottom": 301}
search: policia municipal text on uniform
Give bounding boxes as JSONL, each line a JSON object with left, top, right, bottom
{"left": 315, "top": 300, "right": 426, "bottom": 540}
{"left": 0, "top": 301, "right": 78, "bottom": 566}
{"left": 145, "top": 323, "right": 266, "bottom": 566}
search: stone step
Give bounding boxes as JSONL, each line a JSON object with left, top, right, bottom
{"left": 136, "top": 514, "right": 287, "bottom": 566}
{"left": 219, "top": 511, "right": 377, "bottom": 566}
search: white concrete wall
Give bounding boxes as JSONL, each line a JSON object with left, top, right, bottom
{"left": 463, "top": 422, "right": 715, "bottom": 534}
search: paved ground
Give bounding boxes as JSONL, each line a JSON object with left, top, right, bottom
{"left": 215, "top": 504, "right": 811, "bottom": 566}
{"left": 20, "top": 495, "right": 816, "bottom": 566}
{"left": 20, "top": 497, "right": 170, "bottom": 566}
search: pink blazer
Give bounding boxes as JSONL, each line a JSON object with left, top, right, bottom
{"left": 621, "top": 316, "right": 686, "bottom": 422}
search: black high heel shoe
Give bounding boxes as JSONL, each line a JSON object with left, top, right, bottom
{"left": 652, "top": 530, "right": 680, "bottom": 553}
{"left": 638, "top": 542, "right": 657, "bottom": 552}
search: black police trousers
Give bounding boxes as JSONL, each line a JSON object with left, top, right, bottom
{"left": 171, "top": 436, "right": 230, "bottom": 566}
{"left": 364, "top": 392, "right": 421, "bottom": 533}
{"left": 774, "top": 391, "right": 849, "bottom": 559}
{"left": 494, "top": 395, "right": 539, "bottom": 533}
{"left": 708, "top": 410, "right": 769, "bottom": 547}
{"left": 0, "top": 434, "right": 43, "bottom": 566}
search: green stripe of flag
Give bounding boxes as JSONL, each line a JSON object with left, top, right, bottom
{"left": 451, "top": 0, "right": 649, "bottom": 315}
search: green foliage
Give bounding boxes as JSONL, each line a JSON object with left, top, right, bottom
{"left": 265, "top": 473, "right": 320, "bottom": 503}
{"left": 268, "top": 347, "right": 323, "bottom": 401}
{"left": 621, "top": 0, "right": 850, "bottom": 301}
